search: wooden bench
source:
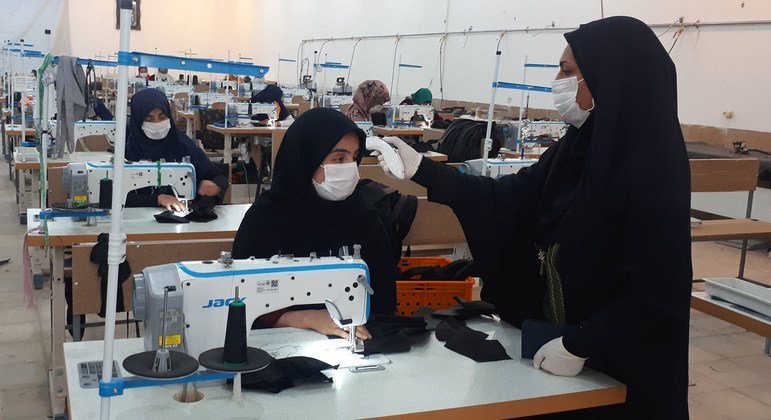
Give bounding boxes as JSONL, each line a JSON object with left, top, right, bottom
{"left": 688, "top": 158, "right": 771, "bottom": 354}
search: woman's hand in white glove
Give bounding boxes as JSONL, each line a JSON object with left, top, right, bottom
{"left": 376, "top": 136, "right": 423, "bottom": 180}
{"left": 533, "top": 337, "right": 587, "bottom": 377}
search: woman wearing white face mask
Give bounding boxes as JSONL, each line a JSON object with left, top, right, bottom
{"left": 232, "top": 108, "right": 398, "bottom": 340}
{"left": 378, "top": 17, "right": 691, "bottom": 419}
{"left": 126, "top": 88, "right": 228, "bottom": 210}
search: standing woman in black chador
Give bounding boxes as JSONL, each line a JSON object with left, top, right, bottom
{"left": 232, "top": 108, "right": 396, "bottom": 340}
{"left": 380, "top": 17, "right": 692, "bottom": 418}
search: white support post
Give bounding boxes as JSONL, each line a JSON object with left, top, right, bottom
{"left": 516, "top": 55, "right": 529, "bottom": 153}
{"left": 100, "top": 3, "right": 132, "bottom": 419}
{"left": 482, "top": 50, "right": 502, "bottom": 177}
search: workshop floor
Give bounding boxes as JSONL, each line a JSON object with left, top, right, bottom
{"left": 0, "top": 163, "right": 769, "bottom": 419}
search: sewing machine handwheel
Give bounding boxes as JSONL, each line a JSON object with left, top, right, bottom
{"left": 122, "top": 350, "right": 200, "bottom": 380}
{"left": 198, "top": 347, "right": 272, "bottom": 373}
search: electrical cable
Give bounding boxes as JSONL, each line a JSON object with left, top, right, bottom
{"left": 438, "top": 35, "right": 447, "bottom": 107}
{"left": 346, "top": 38, "right": 362, "bottom": 84}
{"left": 389, "top": 36, "right": 401, "bottom": 101}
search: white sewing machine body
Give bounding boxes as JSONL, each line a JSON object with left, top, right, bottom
{"left": 321, "top": 95, "right": 353, "bottom": 110}
{"left": 132, "top": 254, "right": 371, "bottom": 358}
{"left": 62, "top": 161, "right": 196, "bottom": 206}
{"left": 234, "top": 102, "right": 278, "bottom": 125}
{"left": 391, "top": 105, "right": 434, "bottom": 126}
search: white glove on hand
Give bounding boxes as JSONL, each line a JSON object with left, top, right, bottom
{"left": 377, "top": 136, "right": 423, "bottom": 179}
{"left": 533, "top": 337, "right": 587, "bottom": 377}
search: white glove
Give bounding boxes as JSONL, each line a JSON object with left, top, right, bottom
{"left": 533, "top": 337, "right": 587, "bottom": 377}
{"left": 377, "top": 136, "right": 423, "bottom": 180}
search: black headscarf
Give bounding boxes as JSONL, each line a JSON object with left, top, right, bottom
{"left": 543, "top": 17, "right": 692, "bottom": 417}
{"left": 251, "top": 85, "right": 289, "bottom": 121}
{"left": 232, "top": 108, "right": 397, "bottom": 315}
{"left": 127, "top": 88, "right": 196, "bottom": 162}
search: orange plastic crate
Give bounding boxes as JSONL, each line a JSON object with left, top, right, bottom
{"left": 396, "top": 257, "right": 475, "bottom": 316}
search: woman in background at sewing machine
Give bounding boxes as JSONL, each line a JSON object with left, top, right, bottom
{"left": 232, "top": 108, "right": 397, "bottom": 340}
{"left": 250, "top": 84, "right": 292, "bottom": 126}
{"left": 344, "top": 80, "right": 390, "bottom": 122}
{"left": 125, "top": 88, "right": 228, "bottom": 210}
{"left": 377, "top": 17, "right": 691, "bottom": 419}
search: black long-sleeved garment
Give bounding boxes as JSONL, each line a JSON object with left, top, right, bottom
{"left": 124, "top": 88, "right": 227, "bottom": 207}
{"left": 412, "top": 17, "right": 692, "bottom": 419}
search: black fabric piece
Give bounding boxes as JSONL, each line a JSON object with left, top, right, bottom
{"left": 357, "top": 179, "right": 418, "bottom": 264}
{"left": 223, "top": 303, "right": 248, "bottom": 364}
{"left": 410, "top": 17, "right": 692, "bottom": 418}
{"left": 434, "top": 318, "right": 487, "bottom": 342}
{"left": 185, "top": 195, "right": 218, "bottom": 222}
{"left": 436, "top": 119, "right": 503, "bottom": 162}
{"left": 444, "top": 331, "right": 511, "bottom": 363}
{"left": 64, "top": 276, "right": 86, "bottom": 338}
{"left": 411, "top": 306, "right": 442, "bottom": 330}
{"left": 90, "top": 233, "right": 132, "bottom": 317}
{"left": 239, "top": 356, "right": 335, "bottom": 394}
{"left": 232, "top": 108, "right": 397, "bottom": 315}
{"left": 434, "top": 318, "right": 511, "bottom": 362}
{"left": 361, "top": 315, "right": 429, "bottom": 356}
{"left": 125, "top": 88, "right": 227, "bottom": 207}
{"left": 520, "top": 319, "right": 576, "bottom": 360}
{"left": 432, "top": 299, "right": 496, "bottom": 320}
{"left": 153, "top": 210, "right": 189, "bottom": 224}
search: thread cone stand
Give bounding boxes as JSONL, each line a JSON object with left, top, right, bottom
{"left": 123, "top": 285, "right": 200, "bottom": 379}
{"left": 198, "top": 287, "right": 271, "bottom": 401}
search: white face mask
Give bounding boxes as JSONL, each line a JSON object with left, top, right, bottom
{"left": 142, "top": 119, "right": 171, "bottom": 140}
{"left": 313, "top": 162, "right": 360, "bottom": 201}
{"left": 551, "top": 76, "right": 594, "bottom": 128}
{"left": 139, "top": 71, "right": 148, "bottom": 78}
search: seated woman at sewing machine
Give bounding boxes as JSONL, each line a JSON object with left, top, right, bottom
{"left": 250, "top": 84, "right": 292, "bottom": 127}
{"left": 125, "top": 88, "right": 228, "bottom": 210}
{"left": 232, "top": 108, "right": 397, "bottom": 340}
{"left": 344, "top": 80, "right": 390, "bottom": 122}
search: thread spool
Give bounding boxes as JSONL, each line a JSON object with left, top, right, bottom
{"left": 222, "top": 290, "right": 247, "bottom": 365}
{"left": 98, "top": 178, "right": 113, "bottom": 209}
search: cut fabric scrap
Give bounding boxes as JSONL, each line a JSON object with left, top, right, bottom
{"left": 362, "top": 314, "right": 429, "bottom": 355}
{"left": 239, "top": 356, "right": 336, "bottom": 393}
{"left": 435, "top": 317, "right": 511, "bottom": 363}
{"left": 90, "top": 233, "right": 132, "bottom": 317}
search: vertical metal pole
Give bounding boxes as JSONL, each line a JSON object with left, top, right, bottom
{"left": 100, "top": 2, "right": 132, "bottom": 419}
{"left": 40, "top": 78, "right": 50, "bottom": 209}
{"left": 516, "top": 55, "right": 529, "bottom": 153}
{"left": 738, "top": 191, "right": 754, "bottom": 279}
{"left": 482, "top": 50, "right": 502, "bottom": 177}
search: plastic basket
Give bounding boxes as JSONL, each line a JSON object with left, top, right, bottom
{"left": 396, "top": 257, "right": 475, "bottom": 316}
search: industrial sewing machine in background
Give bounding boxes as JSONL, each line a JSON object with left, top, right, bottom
{"left": 331, "top": 77, "right": 352, "bottom": 95}
{"left": 321, "top": 95, "right": 353, "bottom": 110}
{"left": 231, "top": 102, "right": 279, "bottom": 126}
{"left": 133, "top": 247, "right": 372, "bottom": 358}
{"left": 390, "top": 105, "right": 434, "bottom": 127}
{"left": 61, "top": 161, "right": 196, "bottom": 209}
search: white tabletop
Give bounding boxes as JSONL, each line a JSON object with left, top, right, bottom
{"left": 26, "top": 204, "right": 250, "bottom": 247}
{"left": 65, "top": 319, "right": 624, "bottom": 419}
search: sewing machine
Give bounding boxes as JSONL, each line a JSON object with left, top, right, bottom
{"left": 233, "top": 102, "right": 278, "bottom": 126}
{"left": 331, "top": 77, "right": 352, "bottom": 95}
{"left": 190, "top": 92, "right": 233, "bottom": 107}
{"left": 461, "top": 157, "right": 539, "bottom": 178}
{"left": 132, "top": 249, "right": 371, "bottom": 358}
{"left": 356, "top": 121, "right": 374, "bottom": 137}
{"left": 391, "top": 105, "right": 434, "bottom": 127}
{"left": 321, "top": 95, "right": 353, "bottom": 110}
{"left": 502, "top": 119, "right": 567, "bottom": 149}
{"left": 62, "top": 161, "right": 196, "bottom": 208}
